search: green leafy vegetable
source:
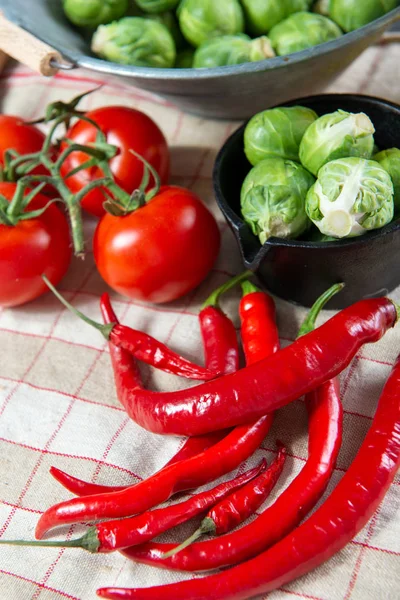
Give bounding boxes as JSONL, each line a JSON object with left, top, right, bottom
{"left": 63, "top": 0, "right": 129, "bottom": 28}
{"left": 241, "top": 157, "right": 315, "bottom": 243}
{"left": 178, "top": 0, "right": 245, "bottom": 47}
{"left": 269, "top": 11, "right": 342, "bottom": 56}
{"left": 193, "top": 34, "right": 275, "bottom": 68}
{"left": 244, "top": 106, "right": 318, "bottom": 166}
{"left": 91, "top": 17, "right": 176, "bottom": 67}
{"left": 374, "top": 147, "right": 400, "bottom": 216}
{"left": 305, "top": 157, "right": 394, "bottom": 238}
{"left": 299, "top": 109, "right": 375, "bottom": 176}
{"left": 329, "top": 0, "right": 399, "bottom": 33}
{"left": 135, "top": 0, "right": 180, "bottom": 13}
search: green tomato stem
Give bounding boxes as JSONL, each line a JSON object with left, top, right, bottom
{"left": 42, "top": 275, "right": 115, "bottom": 339}
{"left": 202, "top": 271, "right": 254, "bottom": 309}
{"left": 297, "top": 283, "right": 345, "bottom": 338}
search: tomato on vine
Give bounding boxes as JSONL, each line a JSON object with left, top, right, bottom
{"left": 0, "top": 182, "right": 71, "bottom": 308}
{"left": 94, "top": 184, "right": 220, "bottom": 304}
{"left": 60, "top": 106, "right": 170, "bottom": 217}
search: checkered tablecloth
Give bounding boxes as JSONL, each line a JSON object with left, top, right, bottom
{"left": 1, "top": 41, "right": 400, "bottom": 600}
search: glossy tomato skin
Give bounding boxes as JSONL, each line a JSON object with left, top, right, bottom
{"left": 93, "top": 186, "right": 220, "bottom": 304}
{"left": 0, "top": 115, "right": 50, "bottom": 181}
{"left": 0, "top": 183, "right": 72, "bottom": 308}
{"left": 60, "top": 106, "right": 170, "bottom": 218}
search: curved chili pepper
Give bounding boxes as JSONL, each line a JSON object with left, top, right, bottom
{"left": 0, "top": 462, "right": 266, "bottom": 553}
{"left": 97, "top": 355, "right": 400, "bottom": 600}
{"left": 45, "top": 275, "right": 398, "bottom": 437}
{"left": 36, "top": 418, "right": 273, "bottom": 539}
{"left": 92, "top": 297, "right": 399, "bottom": 436}
{"left": 35, "top": 282, "right": 278, "bottom": 538}
{"left": 122, "top": 284, "right": 343, "bottom": 572}
{"left": 42, "top": 275, "right": 220, "bottom": 381}
{"left": 49, "top": 284, "right": 238, "bottom": 498}
{"left": 162, "top": 443, "right": 286, "bottom": 559}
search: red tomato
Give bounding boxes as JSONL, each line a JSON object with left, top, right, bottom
{"left": 60, "top": 106, "right": 170, "bottom": 218}
{"left": 0, "top": 115, "right": 49, "bottom": 180}
{"left": 93, "top": 186, "right": 221, "bottom": 304}
{"left": 0, "top": 182, "right": 72, "bottom": 308}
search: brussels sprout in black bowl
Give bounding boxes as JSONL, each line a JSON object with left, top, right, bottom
{"left": 213, "top": 94, "right": 400, "bottom": 308}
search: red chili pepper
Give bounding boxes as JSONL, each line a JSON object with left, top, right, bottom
{"left": 42, "top": 275, "right": 222, "bottom": 381}
{"left": 44, "top": 277, "right": 397, "bottom": 437}
{"left": 122, "top": 285, "right": 343, "bottom": 572}
{"left": 36, "top": 281, "right": 277, "bottom": 538}
{"left": 239, "top": 280, "right": 279, "bottom": 362}
{"left": 162, "top": 443, "right": 286, "bottom": 559}
{"left": 90, "top": 297, "right": 399, "bottom": 436}
{"left": 0, "top": 462, "right": 266, "bottom": 553}
{"left": 48, "top": 283, "right": 238, "bottom": 498}
{"left": 97, "top": 354, "right": 400, "bottom": 600}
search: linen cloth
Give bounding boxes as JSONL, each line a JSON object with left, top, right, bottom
{"left": 0, "top": 41, "right": 400, "bottom": 600}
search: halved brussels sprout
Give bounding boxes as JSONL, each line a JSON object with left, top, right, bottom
{"left": 374, "top": 148, "right": 400, "bottom": 216}
{"left": 91, "top": 17, "right": 176, "bottom": 67}
{"left": 244, "top": 106, "right": 318, "bottom": 166}
{"left": 148, "top": 11, "right": 186, "bottom": 49}
{"left": 63, "top": 0, "right": 129, "bottom": 28}
{"left": 178, "top": 0, "right": 245, "bottom": 47}
{"left": 193, "top": 34, "right": 275, "bottom": 68}
{"left": 306, "top": 157, "right": 394, "bottom": 238}
{"left": 241, "top": 157, "right": 315, "bottom": 243}
{"left": 136, "top": 0, "right": 180, "bottom": 13}
{"left": 175, "top": 48, "right": 195, "bottom": 68}
{"left": 330, "top": 0, "right": 399, "bottom": 33}
{"left": 299, "top": 110, "right": 375, "bottom": 176}
{"left": 269, "top": 12, "right": 342, "bottom": 56}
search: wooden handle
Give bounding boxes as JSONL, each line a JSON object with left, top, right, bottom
{"left": 0, "top": 11, "right": 64, "bottom": 76}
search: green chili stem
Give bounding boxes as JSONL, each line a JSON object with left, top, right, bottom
{"left": 0, "top": 526, "right": 100, "bottom": 553}
{"left": 162, "top": 518, "right": 216, "bottom": 559}
{"left": 42, "top": 275, "right": 115, "bottom": 339}
{"left": 202, "top": 271, "right": 254, "bottom": 309}
{"left": 241, "top": 280, "right": 260, "bottom": 296}
{"left": 297, "top": 283, "right": 345, "bottom": 338}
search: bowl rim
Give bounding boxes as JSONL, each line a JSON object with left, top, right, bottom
{"left": 213, "top": 92, "right": 400, "bottom": 253}
{"left": 7, "top": 4, "right": 400, "bottom": 81}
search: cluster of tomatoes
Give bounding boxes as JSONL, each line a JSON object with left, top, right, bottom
{"left": 0, "top": 104, "right": 221, "bottom": 308}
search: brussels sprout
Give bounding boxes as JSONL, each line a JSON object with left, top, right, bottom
{"left": 241, "top": 158, "right": 315, "bottom": 243}
{"left": 63, "top": 0, "right": 129, "bottom": 28}
{"left": 91, "top": 17, "right": 176, "bottom": 67}
{"left": 306, "top": 157, "right": 394, "bottom": 238}
{"left": 374, "top": 148, "right": 400, "bottom": 216}
{"left": 135, "top": 0, "right": 180, "bottom": 13}
{"left": 178, "top": 0, "right": 245, "bottom": 47}
{"left": 269, "top": 12, "right": 342, "bottom": 56}
{"left": 299, "top": 110, "right": 375, "bottom": 176}
{"left": 193, "top": 34, "right": 275, "bottom": 68}
{"left": 330, "top": 0, "right": 399, "bottom": 33}
{"left": 241, "top": 1, "right": 314, "bottom": 36}
{"left": 244, "top": 106, "right": 318, "bottom": 166}
{"left": 148, "top": 11, "right": 186, "bottom": 49}
{"left": 175, "top": 48, "right": 195, "bottom": 68}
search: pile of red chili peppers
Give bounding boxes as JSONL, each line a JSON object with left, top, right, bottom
{"left": 2, "top": 273, "right": 400, "bottom": 600}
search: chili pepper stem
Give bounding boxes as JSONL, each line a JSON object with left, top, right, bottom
{"left": 241, "top": 280, "right": 260, "bottom": 295}
{"left": 202, "top": 271, "right": 254, "bottom": 309}
{"left": 0, "top": 526, "right": 100, "bottom": 553}
{"left": 161, "top": 517, "right": 216, "bottom": 559}
{"left": 297, "top": 283, "right": 345, "bottom": 338}
{"left": 42, "top": 275, "right": 115, "bottom": 339}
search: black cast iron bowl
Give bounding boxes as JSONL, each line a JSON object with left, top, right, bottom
{"left": 213, "top": 94, "right": 400, "bottom": 309}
